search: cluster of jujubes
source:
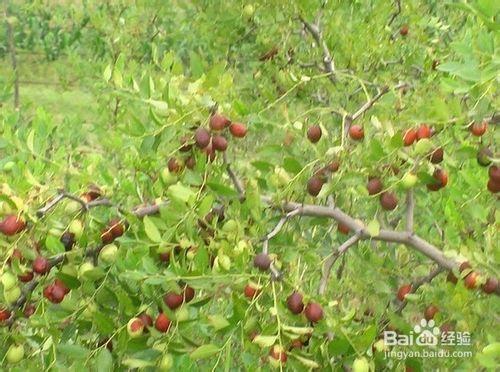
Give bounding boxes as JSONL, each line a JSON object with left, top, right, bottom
{"left": 164, "top": 112, "right": 248, "bottom": 183}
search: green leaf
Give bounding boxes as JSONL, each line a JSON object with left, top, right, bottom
{"left": 167, "top": 182, "right": 197, "bottom": 203}
{"left": 293, "top": 354, "right": 320, "bottom": 369}
{"left": 190, "top": 344, "right": 220, "bottom": 360}
{"left": 283, "top": 157, "right": 303, "bottom": 174}
{"left": 366, "top": 219, "right": 380, "bottom": 237}
{"left": 96, "top": 348, "right": 113, "bottom": 372}
{"left": 45, "top": 234, "right": 65, "bottom": 255}
{"left": 57, "top": 343, "right": 89, "bottom": 360}
{"left": 206, "top": 182, "right": 238, "bottom": 198}
{"left": 252, "top": 335, "right": 277, "bottom": 348}
{"left": 207, "top": 315, "right": 230, "bottom": 331}
{"left": 143, "top": 216, "right": 162, "bottom": 243}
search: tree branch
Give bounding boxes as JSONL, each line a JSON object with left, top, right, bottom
{"left": 4, "top": 3, "right": 19, "bottom": 109}
{"left": 319, "top": 234, "right": 360, "bottom": 295}
{"left": 387, "top": 0, "right": 402, "bottom": 27}
{"left": 406, "top": 189, "right": 414, "bottom": 232}
{"left": 266, "top": 198, "right": 458, "bottom": 271}
{"left": 395, "top": 266, "right": 445, "bottom": 314}
{"left": 299, "top": 15, "right": 335, "bottom": 84}
{"left": 223, "top": 152, "right": 245, "bottom": 198}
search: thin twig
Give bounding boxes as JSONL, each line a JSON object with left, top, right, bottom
{"left": 4, "top": 3, "right": 19, "bottom": 109}
{"left": 351, "top": 82, "right": 408, "bottom": 121}
{"left": 298, "top": 14, "right": 335, "bottom": 84}
{"left": 318, "top": 234, "right": 361, "bottom": 294}
{"left": 406, "top": 189, "right": 414, "bottom": 232}
{"left": 261, "top": 208, "right": 302, "bottom": 254}
{"left": 387, "top": 0, "right": 402, "bottom": 27}
{"left": 223, "top": 152, "right": 245, "bottom": 197}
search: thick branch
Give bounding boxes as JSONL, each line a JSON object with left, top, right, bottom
{"left": 318, "top": 234, "right": 360, "bottom": 295}
{"left": 267, "top": 198, "right": 458, "bottom": 271}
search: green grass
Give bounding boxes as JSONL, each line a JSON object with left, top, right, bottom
{"left": 1, "top": 53, "right": 99, "bottom": 123}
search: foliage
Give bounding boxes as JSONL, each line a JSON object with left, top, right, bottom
{"left": 0, "top": 0, "right": 498, "bottom": 371}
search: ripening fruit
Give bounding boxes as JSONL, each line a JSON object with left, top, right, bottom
{"left": 401, "top": 173, "right": 418, "bottom": 189}
{"left": 68, "top": 219, "right": 84, "bottom": 239}
{"left": 138, "top": 313, "right": 153, "bottom": 329}
{"left": 477, "top": 147, "right": 493, "bottom": 167}
{"left": 268, "top": 345, "right": 287, "bottom": 366}
{"left": 0, "top": 214, "right": 26, "bottom": 236}
{"left": 100, "top": 244, "right": 118, "bottom": 263}
{"left": 307, "top": 176, "right": 324, "bottom": 197}
{"left": 327, "top": 160, "right": 340, "bottom": 172}
{"left": 459, "top": 261, "right": 471, "bottom": 272}
{"left": 179, "top": 136, "right": 192, "bottom": 152}
{"left": 23, "top": 303, "right": 36, "bottom": 317}
{"left": 168, "top": 157, "right": 183, "bottom": 173}
{"left": 43, "top": 283, "right": 65, "bottom": 304}
{"left": 161, "top": 168, "right": 177, "bottom": 185}
{"left": 194, "top": 128, "right": 211, "bottom": 148}
{"left": 54, "top": 279, "right": 70, "bottom": 295}
{"left": 185, "top": 156, "right": 196, "bottom": 169}
{"left": 4, "top": 285, "right": 21, "bottom": 304}
{"left": 1, "top": 272, "right": 17, "bottom": 291}
{"left": 447, "top": 271, "right": 458, "bottom": 284}
{"left": 470, "top": 121, "right": 487, "bottom": 136}
{"left": 203, "top": 143, "right": 217, "bottom": 162}
{"left": 367, "top": 178, "right": 383, "bottom": 195}
{"left": 286, "top": 291, "right": 304, "bottom": 314}
{"left": 338, "top": 222, "right": 350, "bottom": 235}
{"left": 352, "top": 357, "right": 370, "bottom": 372}
{"left": 244, "top": 283, "right": 259, "bottom": 299}
{"left": 164, "top": 292, "right": 184, "bottom": 310}
{"left": 107, "top": 218, "right": 126, "bottom": 238}
{"left": 349, "top": 125, "right": 364, "bottom": 140}
{"left": 229, "top": 123, "right": 247, "bottom": 138}
{"left": 489, "top": 166, "right": 500, "bottom": 183}
{"left": 427, "top": 169, "right": 448, "bottom": 191}
{"left": 482, "top": 278, "right": 498, "bottom": 294}
{"left": 397, "top": 284, "right": 412, "bottom": 301}
{"left": 155, "top": 313, "right": 172, "bottom": 333}
{"left": 127, "top": 317, "right": 144, "bottom": 338}
{"left": 5, "top": 344, "right": 24, "bottom": 364}
{"left": 464, "top": 271, "right": 479, "bottom": 289}
{"left": 400, "top": 24, "right": 409, "bottom": 36}
{"left": 416, "top": 124, "right": 431, "bottom": 140}
{"left": 210, "top": 113, "right": 231, "bottom": 131}
{"left": 183, "top": 285, "right": 195, "bottom": 302}
{"left": 253, "top": 253, "right": 271, "bottom": 271}
{"left": 304, "top": 302, "right": 323, "bottom": 323}
{"left": 60, "top": 231, "right": 75, "bottom": 251}
{"left": 424, "top": 305, "right": 439, "bottom": 320}
{"left": 222, "top": 219, "right": 238, "bottom": 233}
{"left": 0, "top": 308, "right": 11, "bottom": 322}
{"left": 487, "top": 178, "right": 500, "bottom": 193}
{"left": 307, "top": 125, "right": 322, "bottom": 143}
{"left": 18, "top": 271, "right": 34, "bottom": 283}
{"left": 212, "top": 135, "right": 228, "bottom": 152}
{"left": 243, "top": 4, "right": 255, "bottom": 18}
{"left": 403, "top": 129, "right": 417, "bottom": 146}
{"left": 429, "top": 147, "right": 444, "bottom": 164}
{"left": 101, "top": 229, "right": 114, "bottom": 244}
{"left": 33, "top": 256, "right": 50, "bottom": 275}
{"left": 380, "top": 192, "right": 398, "bottom": 210}
{"left": 78, "top": 262, "right": 95, "bottom": 279}
{"left": 159, "top": 354, "right": 174, "bottom": 371}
